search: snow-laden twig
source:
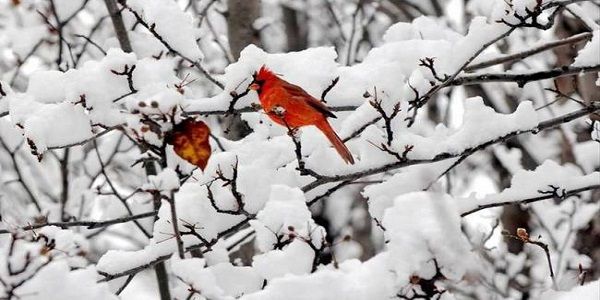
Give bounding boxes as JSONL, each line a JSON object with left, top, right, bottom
{"left": 0, "top": 211, "right": 157, "bottom": 234}
{"left": 303, "top": 103, "right": 600, "bottom": 192}
{"left": 186, "top": 104, "right": 359, "bottom": 116}
{"left": 125, "top": 4, "right": 225, "bottom": 89}
{"left": 461, "top": 184, "right": 600, "bottom": 216}
{"left": 465, "top": 31, "right": 593, "bottom": 71}
{"left": 450, "top": 64, "right": 600, "bottom": 88}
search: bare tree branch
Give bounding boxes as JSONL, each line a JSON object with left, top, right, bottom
{"left": 463, "top": 184, "right": 600, "bottom": 217}
{"left": 0, "top": 211, "right": 157, "bottom": 234}
{"left": 302, "top": 103, "right": 600, "bottom": 192}
{"left": 465, "top": 32, "right": 593, "bottom": 71}
{"left": 451, "top": 64, "right": 600, "bottom": 88}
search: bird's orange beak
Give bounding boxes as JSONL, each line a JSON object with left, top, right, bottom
{"left": 248, "top": 83, "right": 260, "bottom": 91}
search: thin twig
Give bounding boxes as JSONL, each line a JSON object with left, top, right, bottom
{"left": 465, "top": 32, "right": 593, "bottom": 71}
{"left": 0, "top": 211, "right": 157, "bottom": 234}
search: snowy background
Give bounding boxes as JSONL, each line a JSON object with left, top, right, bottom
{"left": 0, "top": 0, "right": 599, "bottom": 299}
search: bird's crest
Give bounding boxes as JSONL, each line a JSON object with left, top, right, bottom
{"left": 253, "top": 65, "right": 277, "bottom": 82}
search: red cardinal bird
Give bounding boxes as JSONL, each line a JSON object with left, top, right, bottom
{"left": 248, "top": 66, "right": 354, "bottom": 164}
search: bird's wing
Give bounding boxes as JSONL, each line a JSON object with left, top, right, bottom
{"left": 282, "top": 81, "right": 337, "bottom": 119}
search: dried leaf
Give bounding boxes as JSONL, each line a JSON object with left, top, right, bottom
{"left": 166, "top": 119, "right": 211, "bottom": 170}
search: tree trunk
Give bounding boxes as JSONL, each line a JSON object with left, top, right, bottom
{"left": 282, "top": 4, "right": 308, "bottom": 51}
{"left": 227, "top": 0, "right": 261, "bottom": 60}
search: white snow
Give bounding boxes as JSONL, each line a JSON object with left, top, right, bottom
{"left": 572, "top": 30, "right": 600, "bottom": 67}
{"left": 241, "top": 254, "right": 395, "bottom": 300}
{"left": 252, "top": 240, "right": 315, "bottom": 281}
{"left": 128, "top": 0, "right": 203, "bottom": 61}
{"left": 540, "top": 280, "right": 600, "bottom": 300}
{"left": 459, "top": 160, "right": 600, "bottom": 214}
{"left": 17, "top": 263, "right": 118, "bottom": 300}
{"left": 14, "top": 101, "right": 93, "bottom": 152}
{"left": 383, "top": 192, "right": 474, "bottom": 286}
{"left": 26, "top": 70, "right": 66, "bottom": 103}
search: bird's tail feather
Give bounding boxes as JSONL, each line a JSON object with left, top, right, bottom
{"left": 316, "top": 120, "right": 355, "bottom": 164}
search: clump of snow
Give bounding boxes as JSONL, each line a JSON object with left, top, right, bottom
{"left": 385, "top": 98, "right": 538, "bottom": 163}
{"left": 383, "top": 17, "right": 463, "bottom": 43}
{"left": 574, "top": 141, "right": 600, "bottom": 173}
{"left": 35, "top": 226, "right": 89, "bottom": 267}
{"left": 128, "top": 0, "right": 203, "bottom": 61}
{"left": 26, "top": 70, "right": 66, "bottom": 103}
{"left": 0, "top": 119, "right": 24, "bottom": 152}
{"left": 249, "top": 185, "right": 324, "bottom": 252}
{"left": 170, "top": 258, "right": 225, "bottom": 299}
{"left": 17, "top": 262, "right": 118, "bottom": 300}
{"left": 208, "top": 262, "right": 263, "bottom": 297}
{"left": 252, "top": 240, "right": 315, "bottom": 281}
{"left": 144, "top": 168, "right": 180, "bottom": 192}
{"left": 63, "top": 48, "right": 137, "bottom": 126}
{"left": 241, "top": 254, "right": 395, "bottom": 300}
{"left": 248, "top": 185, "right": 326, "bottom": 280}
{"left": 171, "top": 259, "right": 263, "bottom": 298}
{"left": 96, "top": 241, "right": 173, "bottom": 275}
{"left": 363, "top": 163, "right": 448, "bottom": 220}
{"left": 459, "top": 160, "right": 600, "bottom": 214}
{"left": 131, "top": 57, "right": 181, "bottom": 93}
{"left": 10, "top": 100, "right": 93, "bottom": 153}
{"left": 383, "top": 192, "right": 474, "bottom": 286}
{"left": 540, "top": 280, "right": 600, "bottom": 300}
{"left": 445, "top": 98, "right": 537, "bottom": 151}
{"left": 572, "top": 30, "right": 600, "bottom": 67}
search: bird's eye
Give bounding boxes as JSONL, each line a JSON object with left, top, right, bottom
{"left": 257, "top": 79, "right": 265, "bottom": 86}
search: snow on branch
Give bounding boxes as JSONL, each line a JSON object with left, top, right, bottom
{"left": 1, "top": 0, "right": 598, "bottom": 299}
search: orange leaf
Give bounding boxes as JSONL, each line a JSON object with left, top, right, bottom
{"left": 166, "top": 119, "right": 211, "bottom": 170}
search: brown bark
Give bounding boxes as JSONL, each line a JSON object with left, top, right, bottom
{"left": 282, "top": 4, "right": 308, "bottom": 51}
{"left": 222, "top": 0, "right": 261, "bottom": 140}
{"left": 227, "top": 0, "right": 261, "bottom": 60}
{"left": 553, "top": 14, "right": 600, "bottom": 115}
